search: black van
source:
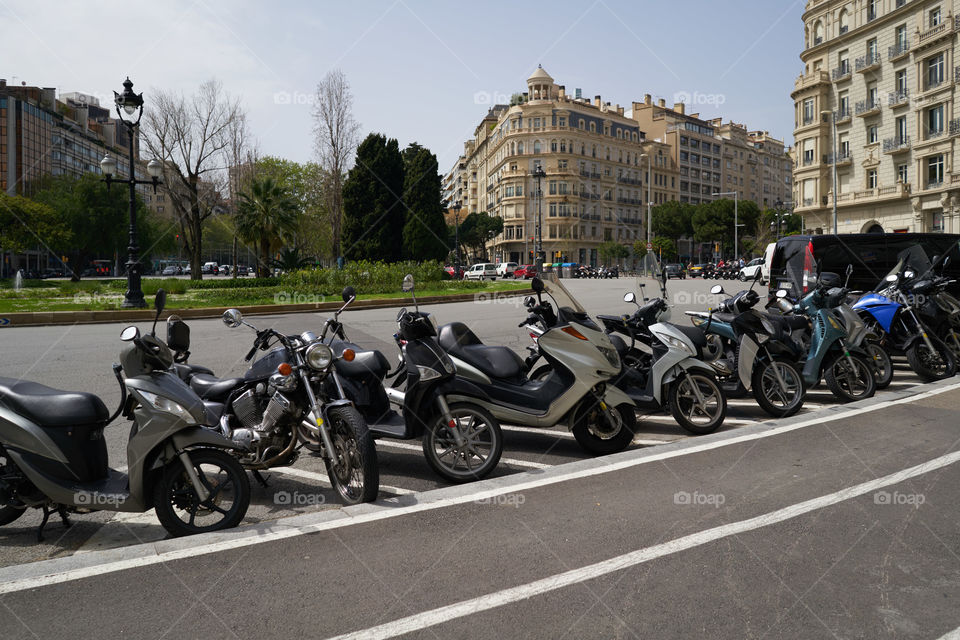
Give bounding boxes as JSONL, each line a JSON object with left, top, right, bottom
{"left": 768, "top": 233, "right": 960, "bottom": 299}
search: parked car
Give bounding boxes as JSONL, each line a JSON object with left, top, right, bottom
{"left": 40, "top": 268, "right": 64, "bottom": 279}
{"left": 513, "top": 264, "right": 538, "bottom": 279}
{"left": 464, "top": 263, "right": 498, "bottom": 281}
{"left": 738, "top": 257, "right": 765, "bottom": 282}
{"left": 183, "top": 264, "right": 191, "bottom": 275}
{"left": 201, "top": 262, "right": 219, "bottom": 275}
{"left": 687, "top": 264, "right": 709, "bottom": 278}
{"left": 444, "top": 265, "right": 464, "bottom": 280}
{"left": 663, "top": 263, "right": 686, "bottom": 279}
{"left": 496, "top": 262, "right": 518, "bottom": 278}
{"left": 236, "top": 265, "right": 250, "bottom": 276}
{"left": 161, "top": 265, "right": 182, "bottom": 276}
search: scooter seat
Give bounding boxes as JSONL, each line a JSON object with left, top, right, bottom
{"left": 761, "top": 312, "right": 808, "bottom": 331}
{"left": 329, "top": 339, "right": 391, "bottom": 380}
{"left": 189, "top": 374, "right": 244, "bottom": 401}
{"left": 0, "top": 376, "right": 108, "bottom": 427}
{"left": 172, "top": 362, "right": 215, "bottom": 382}
{"left": 670, "top": 324, "right": 708, "bottom": 351}
{"left": 438, "top": 322, "right": 525, "bottom": 381}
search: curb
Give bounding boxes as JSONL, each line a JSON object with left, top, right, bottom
{"left": 0, "top": 289, "right": 531, "bottom": 328}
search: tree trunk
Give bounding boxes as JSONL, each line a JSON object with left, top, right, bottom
{"left": 190, "top": 213, "right": 203, "bottom": 280}
{"left": 259, "top": 236, "right": 270, "bottom": 278}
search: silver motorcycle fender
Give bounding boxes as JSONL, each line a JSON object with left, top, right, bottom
{"left": 738, "top": 336, "right": 761, "bottom": 390}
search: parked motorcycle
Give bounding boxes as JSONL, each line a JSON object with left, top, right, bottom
{"left": 685, "top": 273, "right": 807, "bottom": 417}
{"left": 322, "top": 279, "right": 504, "bottom": 483}
{"left": 192, "top": 309, "right": 379, "bottom": 504}
{"left": 0, "top": 290, "right": 250, "bottom": 540}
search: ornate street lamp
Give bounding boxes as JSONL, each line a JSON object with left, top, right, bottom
{"left": 100, "top": 77, "right": 162, "bottom": 308}
{"left": 451, "top": 200, "right": 463, "bottom": 279}
{"left": 532, "top": 163, "right": 546, "bottom": 273}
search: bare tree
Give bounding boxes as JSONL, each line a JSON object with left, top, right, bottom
{"left": 312, "top": 69, "right": 360, "bottom": 262}
{"left": 142, "top": 79, "right": 242, "bottom": 279}
{"left": 224, "top": 111, "right": 257, "bottom": 277}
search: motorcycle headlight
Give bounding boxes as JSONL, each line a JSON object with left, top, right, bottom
{"left": 654, "top": 332, "right": 695, "bottom": 356}
{"left": 305, "top": 343, "right": 333, "bottom": 370}
{"left": 416, "top": 365, "right": 442, "bottom": 381}
{"left": 598, "top": 346, "right": 620, "bottom": 370}
{"left": 136, "top": 390, "right": 192, "bottom": 421}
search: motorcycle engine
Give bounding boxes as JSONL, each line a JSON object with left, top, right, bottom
{"left": 228, "top": 381, "right": 299, "bottom": 464}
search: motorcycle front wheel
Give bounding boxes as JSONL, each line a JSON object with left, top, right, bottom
{"left": 0, "top": 451, "right": 26, "bottom": 527}
{"left": 153, "top": 448, "right": 250, "bottom": 537}
{"left": 752, "top": 359, "right": 805, "bottom": 418}
{"left": 939, "top": 327, "right": 960, "bottom": 363}
{"left": 571, "top": 400, "right": 637, "bottom": 454}
{"left": 422, "top": 403, "right": 502, "bottom": 483}
{"left": 824, "top": 353, "right": 876, "bottom": 402}
{"left": 669, "top": 373, "right": 726, "bottom": 435}
{"left": 906, "top": 334, "right": 957, "bottom": 382}
{"left": 324, "top": 405, "right": 379, "bottom": 504}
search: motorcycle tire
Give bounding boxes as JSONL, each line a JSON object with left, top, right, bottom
{"left": 0, "top": 452, "right": 26, "bottom": 526}
{"left": 939, "top": 327, "right": 960, "bottom": 363}
{"left": 906, "top": 334, "right": 957, "bottom": 382}
{"left": 824, "top": 353, "right": 876, "bottom": 402}
{"left": 422, "top": 403, "right": 502, "bottom": 483}
{"left": 571, "top": 400, "right": 637, "bottom": 454}
{"left": 153, "top": 448, "right": 250, "bottom": 537}
{"left": 324, "top": 405, "right": 379, "bottom": 504}
{"left": 752, "top": 358, "right": 805, "bottom": 418}
{"left": 865, "top": 342, "right": 894, "bottom": 390}
{"left": 669, "top": 373, "right": 727, "bottom": 435}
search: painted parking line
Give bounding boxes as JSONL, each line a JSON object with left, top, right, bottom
{"left": 328, "top": 448, "right": 960, "bottom": 640}
{"left": 501, "top": 425, "right": 574, "bottom": 439}
{"left": 1, "top": 380, "right": 956, "bottom": 596}
{"left": 375, "top": 440, "right": 551, "bottom": 469}
{"left": 270, "top": 466, "right": 415, "bottom": 496}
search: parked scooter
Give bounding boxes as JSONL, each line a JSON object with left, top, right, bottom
{"left": 0, "top": 290, "right": 250, "bottom": 540}
{"left": 685, "top": 273, "right": 808, "bottom": 417}
{"left": 435, "top": 274, "right": 638, "bottom": 454}
{"left": 322, "top": 278, "right": 504, "bottom": 483}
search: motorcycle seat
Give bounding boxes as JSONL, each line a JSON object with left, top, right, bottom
{"left": 761, "top": 312, "right": 808, "bottom": 331}
{"left": 189, "top": 374, "right": 245, "bottom": 402}
{"left": 329, "top": 339, "right": 391, "bottom": 380}
{"left": 0, "top": 376, "right": 108, "bottom": 427}
{"left": 438, "top": 322, "right": 525, "bottom": 381}
{"left": 172, "top": 362, "right": 215, "bottom": 382}
{"left": 670, "top": 324, "right": 708, "bottom": 351}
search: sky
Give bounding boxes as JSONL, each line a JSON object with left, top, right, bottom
{"left": 1, "top": 0, "right": 807, "bottom": 173}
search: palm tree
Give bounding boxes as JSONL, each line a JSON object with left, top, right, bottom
{"left": 271, "top": 246, "right": 314, "bottom": 272}
{"left": 235, "top": 177, "right": 299, "bottom": 278}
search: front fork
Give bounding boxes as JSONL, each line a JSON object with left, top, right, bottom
{"left": 177, "top": 451, "right": 210, "bottom": 502}
{"left": 762, "top": 346, "right": 791, "bottom": 392}
{"left": 436, "top": 395, "right": 467, "bottom": 447}
{"left": 300, "top": 370, "right": 339, "bottom": 460}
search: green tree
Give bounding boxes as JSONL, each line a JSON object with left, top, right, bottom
{"left": 235, "top": 177, "right": 300, "bottom": 277}
{"left": 632, "top": 239, "right": 648, "bottom": 260}
{"left": 651, "top": 200, "right": 694, "bottom": 247}
{"left": 0, "top": 192, "right": 70, "bottom": 258}
{"left": 599, "top": 241, "right": 630, "bottom": 263}
{"left": 651, "top": 237, "right": 677, "bottom": 261}
{"left": 458, "top": 212, "right": 503, "bottom": 261}
{"left": 400, "top": 143, "right": 449, "bottom": 261}
{"left": 255, "top": 156, "right": 331, "bottom": 261}
{"left": 341, "top": 133, "right": 405, "bottom": 262}
{"left": 692, "top": 198, "right": 761, "bottom": 259}
{"left": 271, "top": 246, "right": 315, "bottom": 272}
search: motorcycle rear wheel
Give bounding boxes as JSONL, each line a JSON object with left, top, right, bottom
{"left": 865, "top": 342, "right": 894, "bottom": 390}
{"left": 939, "top": 328, "right": 960, "bottom": 363}
{"left": 824, "top": 353, "right": 876, "bottom": 402}
{"left": 0, "top": 452, "right": 26, "bottom": 526}
{"left": 571, "top": 400, "right": 637, "bottom": 454}
{"left": 324, "top": 405, "right": 379, "bottom": 504}
{"left": 906, "top": 335, "right": 957, "bottom": 382}
{"left": 422, "top": 403, "right": 502, "bottom": 483}
{"left": 669, "top": 373, "right": 726, "bottom": 435}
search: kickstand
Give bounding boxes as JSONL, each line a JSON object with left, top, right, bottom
{"left": 252, "top": 470, "right": 270, "bottom": 488}
{"left": 37, "top": 504, "right": 72, "bottom": 543}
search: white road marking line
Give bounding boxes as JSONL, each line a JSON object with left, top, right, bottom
{"left": 501, "top": 425, "right": 574, "bottom": 439}
{"left": 76, "top": 512, "right": 163, "bottom": 554}
{"left": 937, "top": 625, "right": 960, "bottom": 639}
{"left": 1, "top": 381, "right": 956, "bottom": 595}
{"left": 270, "top": 466, "right": 414, "bottom": 496}
{"left": 328, "top": 448, "right": 960, "bottom": 640}
{"left": 376, "top": 440, "right": 551, "bottom": 469}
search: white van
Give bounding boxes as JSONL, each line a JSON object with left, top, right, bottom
{"left": 761, "top": 242, "right": 776, "bottom": 285}
{"left": 496, "top": 262, "right": 518, "bottom": 278}
{"left": 465, "top": 263, "right": 498, "bottom": 281}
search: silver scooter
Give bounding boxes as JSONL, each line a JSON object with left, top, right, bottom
{"left": 0, "top": 290, "right": 250, "bottom": 541}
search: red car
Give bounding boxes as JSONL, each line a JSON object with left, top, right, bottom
{"left": 513, "top": 264, "right": 538, "bottom": 279}
{"left": 444, "top": 265, "right": 464, "bottom": 279}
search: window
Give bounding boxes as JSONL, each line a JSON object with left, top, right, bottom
{"left": 867, "top": 82, "right": 878, "bottom": 107}
{"left": 549, "top": 180, "right": 557, "bottom": 195}
{"left": 897, "top": 163, "right": 908, "bottom": 183}
{"left": 517, "top": 142, "right": 524, "bottom": 154}
{"left": 932, "top": 211, "right": 944, "bottom": 231}
{"left": 839, "top": 91, "right": 849, "bottom": 115}
{"left": 930, "top": 7, "right": 942, "bottom": 27}
{"left": 550, "top": 140, "right": 557, "bottom": 152}
{"left": 896, "top": 116, "right": 907, "bottom": 142}
{"left": 868, "top": 124, "right": 878, "bottom": 144}
{"left": 895, "top": 24, "right": 907, "bottom": 49}
{"left": 534, "top": 140, "right": 541, "bottom": 154}
{"left": 589, "top": 122, "right": 596, "bottom": 133}
{"left": 680, "top": 136, "right": 688, "bottom": 145}
{"left": 895, "top": 69, "right": 908, "bottom": 93}
{"left": 928, "top": 154, "right": 944, "bottom": 186}
{"left": 927, "top": 104, "right": 944, "bottom": 137}
{"left": 839, "top": 9, "right": 849, "bottom": 33}
{"left": 803, "top": 99, "right": 815, "bottom": 124}
{"left": 867, "top": 38, "right": 878, "bottom": 59}
{"left": 927, "top": 53, "right": 944, "bottom": 88}
{"left": 867, "top": 169, "right": 878, "bottom": 189}
{"left": 867, "top": 0, "right": 878, "bottom": 21}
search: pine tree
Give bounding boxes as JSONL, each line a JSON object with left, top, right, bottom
{"left": 401, "top": 143, "right": 449, "bottom": 261}
{"left": 342, "top": 133, "right": 404, "bottom": 261}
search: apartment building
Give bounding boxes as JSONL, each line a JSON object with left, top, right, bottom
{"left": 792, "top": 0, "right": 960, "bottom": 234}
{"left": 715, "top": 121, "right": 793, "bottom": 207}
{"left": 448, "top": 67, "right": 674, "bottom": 266}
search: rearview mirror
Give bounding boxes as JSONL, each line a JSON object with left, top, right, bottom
{"left": 401, "top": 274, "right": 415, "bottom": 292}
{"left": 710, "top": 285, "right": 724, "bottom": 295}
{"left": 342, "top": 286, "right": 356, "bottom": 303}
{"left": 845, "top": 264, "right": 853, "bottom": 277}
{"left": 776, "top": 289, "right": 788, "bottom": 299}
{"left": 222, "top": 308, "right": 243, "bottom": 328}
{"left": 531, "top": 276, "right": 544, "bottom": 293}
{"left": 120, "top": 326, "right": 139, "bottom": 342}
{"left": 623, "top": 292, "right": 636, "bottom": 304}
{"left": 523, "top": 296, "right": 535, "bottom": 308}
{"left": 944, "top": 256, "right": 952, "bottom": 268}
{"left": 154, "top": 289, "right": 167, "bottom": 313}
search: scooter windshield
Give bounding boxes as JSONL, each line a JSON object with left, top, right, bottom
{"left": 882, "top": 245, "right": 934, "bottom": 286}
{"left": 539, "top": 272, "right": 602, "bottom": 330}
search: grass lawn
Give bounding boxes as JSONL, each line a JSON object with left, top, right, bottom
{"left": 0, "top": 278, "right": 531, "bottom": 313}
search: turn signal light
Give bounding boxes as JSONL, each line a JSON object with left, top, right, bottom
{"left": 277, "top": 363, "right": 293, "bottom": 376}
{"left": 561, "top": 326, "right": 588, "bottom": 340}
{"left": 342, "top": 349, "right": 356, "bottom": 362}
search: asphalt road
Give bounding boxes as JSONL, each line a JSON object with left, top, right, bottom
{"left": 0, "top": 275, "right": 940, "bottom": 568}
{"left": 0, "top": 380, "right": 958, "bottom": 639}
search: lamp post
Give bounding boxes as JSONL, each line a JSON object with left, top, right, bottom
{"left": 714, "top": 190, "right": 741, "bottom": 260}
{"left": 451, "top": 200, "right": 463, "bottom": 279}
{"left": 100, "top": 77, "right": 162, "bottom": 308}
{"left": 772, "top": 199, "right": 794, "bottom": 241}
{"left": 532, "top": 163, "right": 546, "bottom": 273}
{"left": 821, "top": 109, "right": 838, "bottom": 234}
{"left": 640, "top": 153, "right": 652, "bottom": 275}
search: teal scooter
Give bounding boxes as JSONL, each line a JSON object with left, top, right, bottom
{"left": 774, "top": 265, "right": 876, "bottom": 402}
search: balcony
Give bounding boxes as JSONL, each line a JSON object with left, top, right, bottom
{"left": 801, "top": 154, "right": 817, "bottom": 167}
{"left": 823, "top": 151, "right": 852, "bottom": 165}
{"left": 835, "top": 107, "right": 852, "bottom": 123}
{"left": 793, "top": 70, "right": 830, "bottom": 92}
{"left": 882, "top": 136, "right": 911, "bottom": 153}
{"left": 855, "top": 98, "right": 881, "bottom": 117}
{"left": 855, "top": 52, "right": 882, "bottom": 73}
{"left": 951, "top": 118, "right": 960, "bottom": 136}
{"left": 925, "top": 127, "right": 945, "bottom": 141}
{"left": 918, "top": 14, "right": 955, "bottom": 46}
{"left": 616, "top": 176, "right": 641, "bottom": 186}
{"left": 889, "top": 41, "right": 910, "bottom": 61}
{"left": 591, "top": 172, "right": 602, "bottom": 179}
{"left": 888, "top": 88, "right": 910, "bottom": 107}
{"left": 924, "top": 77, "right": 946, "bottom": 92}
{"left": 832, "top": 62, "right": 851, "bottom": 81}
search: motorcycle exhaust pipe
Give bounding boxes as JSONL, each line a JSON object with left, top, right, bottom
{"left": 385, "top": 387, "right": 405, "bottom": 407}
